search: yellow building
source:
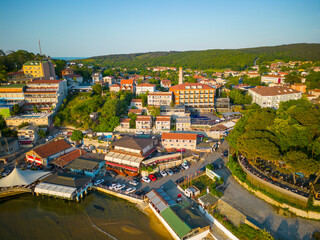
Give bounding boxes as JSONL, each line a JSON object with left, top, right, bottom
{"left": 23, "top": 60, "right": 56, "bottom": 79}
{"left": 170, "top": 83, "right": 215, "bottom": 112}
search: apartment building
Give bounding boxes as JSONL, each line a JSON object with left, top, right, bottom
{"left": 248, "top": 86, "right": 302, "bottom": 109}
{"left": 136, "top": 83, "right": 156, "bottom": 95}
{"left": 160, "top": 105, "right": 189, "bottom": 119}
{"left": 0, "top": 85, "right": 26, "bottom": 118}
{"left": 24, "top": 79, "right": 67, "bottom": 112}
{"left": 23, "top": 60, "right": 56, "bottom": 79}
{"left": 130, "top": 99, "right": 143, "bottom": 109}
{"left": 161, "top": 132, "right": 197, "bottom": 151}
{"left": 17, "top": 124, "right": 39, "bottom": 147}
{"left": 155, "top": 116, "right": 171, "bottom": 130}
{"left": 176, "top": 117, "right": 191, "bottom": 131}
{"left": 261, "top": 75, "right": 285, "bottom": 85}
{"left": 136, "top": 115, "right": 152, "bottom": 130}
{"left": 148, "top": 92, "right": 173, "bottom": 106}
{"left": 170, "top": 83, "right": 215, "bottom": 112}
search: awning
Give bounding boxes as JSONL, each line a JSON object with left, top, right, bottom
{"left": 26, "top": 155, "right": 42, "bottom": 165}
{"left": 105, "top": 161, "right": 138, "bottom": 172}
{"left": 144, "top": 147, "right": 157, "bottom": 157}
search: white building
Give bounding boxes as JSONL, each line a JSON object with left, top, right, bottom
{"left": 261, "top": 75, "right": 285, "bottom": 85}
{"left": 136, "top": 83, "right": 156, "bottom": 95}
{"left": 130, "top": 99, "right": 143, "bottom": 109}
{"left": 248, "top": 86, "right": 302, "bottom": 109}
{"left": 155, "top": 116, "right": 171, "bottom": 130}
{"left": 176, "top": 117, "right": 191, "bottom": 131}
{"left": 136, "top": 115, "right": 152, "bottom": 130}
{"left": 91, "top": 72, "right": 102, "bottom": 83}
{"left": 148, "top": 92, "right": 173, "bottom": 106}
{"left": 103, "top": 76, "right": 115, "bottom": 86}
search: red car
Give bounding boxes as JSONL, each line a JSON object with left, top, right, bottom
{"left": 177, "top": 148, "right": 186, "bottom": 152}
{"left": 149, "top": 174, "right": 157, "bottom": 182}
{"left": 197, "top": 134, "right": 204, "bottom": 138}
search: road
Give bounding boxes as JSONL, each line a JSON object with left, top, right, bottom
{"left": 101, "top": 140, "right": 320, "bottom": 240}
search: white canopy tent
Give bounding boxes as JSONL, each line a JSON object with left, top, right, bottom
{"left": 0, "top": 168, "right": 51, "bottom": 188}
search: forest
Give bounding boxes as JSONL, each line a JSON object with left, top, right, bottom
{"left": 227, "top": 98, "right": 320, "bottom": 176}
{"left": 78, "top": 43, "right": 320, "bottom": 71}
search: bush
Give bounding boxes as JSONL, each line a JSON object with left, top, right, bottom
{"left": 206, "top": 164, "right": 214, "bottom": 171}
{"left": 227, "top": 155, "right": 247, "bottom": 182}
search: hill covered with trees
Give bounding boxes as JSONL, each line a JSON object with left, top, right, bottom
{"left": 79, "top": 43, "right": 320, "bottom": 70}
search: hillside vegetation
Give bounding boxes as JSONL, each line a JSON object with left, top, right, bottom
{"left": 78, "top": 43, "right": 320, "bottom": 70}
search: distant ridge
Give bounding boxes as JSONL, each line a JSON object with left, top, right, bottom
{"left": 78, "top": 43, "right": 320, "bottom": 70}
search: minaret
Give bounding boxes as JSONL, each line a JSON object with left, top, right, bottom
{"left": 178, "top": 67, "right": 183, "bottom": 85}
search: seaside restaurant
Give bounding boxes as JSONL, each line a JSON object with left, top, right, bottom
{"left": 34, "top": 173, "right": 92, "bottom": 202}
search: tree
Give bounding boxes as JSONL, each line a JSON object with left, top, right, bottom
{"left": 284, "top": 73, "right": 301, "bottom": 84}
{"left": 149, "top": 106, "right": 160, "bottom": 118}
{"left": 128, "top": 113, "right": 137, "bottom": 128}
{"left": 170, "top": 101, "right": 175, "bottom": 108}
{"left": 92, "top": 84, "right": 102, "bottom": 95}
{"left": 38, "top": 129, "right": 46, "bottom": 138}
{"left": 33, "top": 105, "right": 39, "bottom": 113}
{"left": 10, "top": 104, "right": 22, "bottom": 116}
{"left": 71, "top": 130, "right": 84, "bottom": 142}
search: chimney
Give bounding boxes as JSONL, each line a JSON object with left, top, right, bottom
{"left": 178, "top": 67, "right": 183, "bottom": 85}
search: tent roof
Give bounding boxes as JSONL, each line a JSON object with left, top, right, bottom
{"left": 0, "top": 168, "right": 51, "bottom": 188}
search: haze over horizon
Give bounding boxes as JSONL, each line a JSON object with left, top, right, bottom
{"left": 1, "top": 0, "right": 320, "bottom": 57}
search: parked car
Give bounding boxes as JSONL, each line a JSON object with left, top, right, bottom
{"left": 142, "top": 176, "right": 151, "bottom": 183}
{"left": 136, "top": 131, "right": 144, "bottom": 134}
{"left": 166, "top": 148, "right": 176, "bottom": 153}
{"left": 135, "top": 190, "right": 145, "bottom": 196}
{"left": 167, "top": 169, "right": 174, "bottom": 176}
{"left": 115, "top": 184, "right": 125, "bottom": 191}
{"left": 109, "top": 183, "right": 117, "bottom": 190}
{"left": 149, "top": 174, "right": 157, "bottom": 182}
{"left": 125, "top": 187, "right": 136, "bottom": 194}
{"left": 182, "top": 162, "right": 189, "bottom": 169}
{"left": 129, "top": 180, "right": 139, "bottom": 186}
{"left": 176, "top": 148, "right": 186, "bottom": 153}
{"left": 94, "top": 179, "right": 105, "bottom": 186}
{"left": 160, "top": 170, "right": 167, "bottom": 177}
{"left": 175, "top": 177, "right": 185, "bottom": 184}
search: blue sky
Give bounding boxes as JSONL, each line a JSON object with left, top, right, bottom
{"left": 0, "top": 0, "right": 319, "bottom": 57}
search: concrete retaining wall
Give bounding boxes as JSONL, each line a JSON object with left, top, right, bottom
{"left": 94, "top": 186, "right": 144, "bottom": 204}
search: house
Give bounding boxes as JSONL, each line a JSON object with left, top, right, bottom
{"left": 309, "top": 89, "right": 320, "bottom": 98}
{"left": 130, "top": 99, "right": 143, "bottom": 109}
{"left": 105, "top": 136, "right": 156, "bottom": 175}
{"left": 136, "top": 83, "right": 156, "bottom": 95}
{"left": 248, "top": 86, "right": 302, "bottom": 109}
{"left": 120, "top": 118, "right": 130, "bottom": 129}
{"left": 155, "top": 116, "right": 171, "bottom": 131}
{"left": 120, "top": 79, "right": 135, "bottom": 93}
{"left": 176, "top": 117, "right": 191, "bottom": 131}
{"left": 136, "top": 115, "right": 152, "bottom": 130}
{"left": 17, "top": 124, "right": 39, "bottom": 147}
{"left": 261, "top": 75, "right": 285, "bottom": 85}
{"left": 160, "top": 105, "right": 189, "bottom": 119}
{"left": 247, "top": 72, "right": 260, "bottom": 78}
{"left": 161, "top": 80, "right": 172, "bottom": 89}
{"left": 0, "top": 137, "right": 20, "bottom": 156}
{"left": 65, "top": 154, "right": 105, "bottom": 177}
{"left": 161, "top": 132, "right": 197, "bottom": 151}
{"left": 170, "top": 83, "right": 215, "bottom": 112}
{"left": 23, "top": 60, "right": 56, "bottom": 79}
{"left": 128, "top": 109, "right": 143, "bottom": 115}
{"left": 290, "top": 83, "right": 307, "bottom": 93}
{"left": 148, "top": 92, "right": 173, "bottom": 106}
{"left": 61, "top": 68, "right": 74, "bottom": 76}
{"left": 199, "top": 79, "right": 217, "bottom": 87}
{"left": 91, "top": 72, "right": 102, "bottom": 83}
{"left": 109, "top": 83, "right": 121, "bottom": 92}
{"left": 103, "top": 76, "right": 115, "bottom": 86}
{"left": 25, "top": 139, "right": 74, "bottom": 166}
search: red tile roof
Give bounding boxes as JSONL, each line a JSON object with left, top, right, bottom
{"left": 136, "top": 115, "right": 152, "bottom": 121}
{"left": 52, "top": 149, "right": 86, "bottom": 168}
{"left": 170, "top": 83, "right": 215, "bottom": 91}
{"left": 110, "top": 83, "right": 120, "bottom": 88}
{"left": 120, "top": 118, "right": 131, "bottom": 123}
{"left": 148, "top": 92, "right": 172, "bottom": 96}
{"left": 136, "top": 83, "right": 156, "bottom": 87}
{"left": 131, "top": 99, "right": 142, "bottom": 102}
{"left": 156, "top": 116, "right": 171, "bottom": 122}
{"left": 121, "top": 79, "right": 134, "bottom": 85}
{"left": 162, "top": 133, "right": 197, "bottom": 141}
{"left": 129, "top": 109, "right": 142, "bottom": 114}
{"left": 33, "top": 139, "right": 72, "bottom": 159}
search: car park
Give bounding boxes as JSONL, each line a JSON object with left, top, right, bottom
{"left": 160, "top": 170, "right": 167, "bottom": 177}
{"left": 129, "top": 180, "right": 139, "bottom": 186}
{"left": 149, "top": 174, "right": 157, "bottom": 181}
{"left": 115, "top": 184, "right": 125, "bottom": 191}
{"left": 142, "top": 176, "right": 151, "bottom": 183}
{"left": 182, "top": 162, "right": 189, "bottom": 169}
{"left": 135, "top": 190, "right": 145, "bottom": 196}
{"left": 109, "top": 183, "right": 117, "bottom": 190}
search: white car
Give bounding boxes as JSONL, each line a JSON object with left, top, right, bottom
{"left": 115, "top": 184, "right": 125, "bottom": 191}
{"left": 167, "top": 169, "right": 174, "bottom": 176}
{"left": 109, "top": 183, "right": 117, "bottom": 190}
{"left": 142, "top": 176, "right": 151, "bottom": 183}
{"left": 182, "top": 162, "right": 189, "bottom": 169}
{"left": 125, "top": 187, "right": 136, "bottom": 194}
{"left": 160, "top": 170, "right": 167, "bottom": 177}
{"left": 94, "top": 179, "right": 105, "bottom": 186}
{"left": 129, "top": 180, "right": 139, "bottom": 186}
{"left": 136, "top": 131, "right": 144, "bottom": 135}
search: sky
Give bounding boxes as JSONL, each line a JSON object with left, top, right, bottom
{"left": 0, "top": 0, "right": 320, "bottom": 57}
